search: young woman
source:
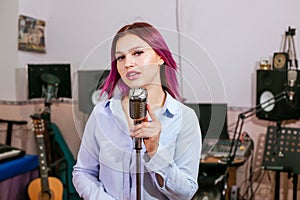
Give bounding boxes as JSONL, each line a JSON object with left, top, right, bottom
{"left": 73, "top": 22, "right": 201, "bottom": 200}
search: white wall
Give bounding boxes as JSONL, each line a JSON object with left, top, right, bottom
{"left": 1, "top": 0, "right": 300, "bottom": 108}
{"left": 0, "top": 0, "right": 50, "bottom": 100}
{"left": 0, "top": 0, "right": 18, "bottom": 100}
{"left": 180, "top": 0, "right": 300, "bottom": 107}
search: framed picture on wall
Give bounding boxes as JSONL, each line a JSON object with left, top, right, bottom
{"left": 18, "top": 15, "right": 46, "bottom": 53}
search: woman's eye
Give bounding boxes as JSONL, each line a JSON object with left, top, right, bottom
{"left": 133, "top": 50, "right": 144, "bottom": 56}
{"left": 116, "top": 55, "right": 125, "bottom": 61}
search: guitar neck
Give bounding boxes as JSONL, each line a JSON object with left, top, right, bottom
{"left": 36, "top": 133, "right": 50, "bottom": 193}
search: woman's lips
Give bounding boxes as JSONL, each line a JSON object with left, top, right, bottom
{"left": 126, "top": 70, "right": 141, "bottom": 80}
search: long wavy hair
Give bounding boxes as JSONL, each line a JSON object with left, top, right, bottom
{"left": 101, "top": 22, "right": 181, "bottom": 100}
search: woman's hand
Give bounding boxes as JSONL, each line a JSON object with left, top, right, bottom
{"left": 130, "top": 104, "right": 161, "bottom": 157}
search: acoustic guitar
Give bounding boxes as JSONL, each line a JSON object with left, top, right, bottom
{"left": 28, "top": 114, "right": 63, "bottom": 200}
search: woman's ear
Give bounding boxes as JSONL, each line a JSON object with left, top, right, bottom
{"left": 158, "top": 57, "right": 164, "bottom": 66}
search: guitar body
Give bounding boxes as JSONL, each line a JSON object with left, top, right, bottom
{"left": 28, "top": 177, "right": 63, "bottom": 200}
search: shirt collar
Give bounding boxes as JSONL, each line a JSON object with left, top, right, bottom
{"left": 161, "top": 91, "right": 181, "bottom": 118}
{"left": 106, "top": 91, "right": 181, "bottom": 119}
{"left": 105, "top": 95, "right": 122, "bottom": 117}
{"left": 105, "top": 96, "right": 129, "bottom": 132}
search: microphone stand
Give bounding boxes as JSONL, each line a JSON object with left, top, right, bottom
{"left": 133, "top": 120, "right": 143, "bottom": 200}
{"left": 129, "top": 87, "right": 147, "bottom": 200}
{"left": 221, "top": 91, "right": 287, "bottom": 199}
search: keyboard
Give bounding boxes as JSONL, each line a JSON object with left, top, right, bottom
{"left": 0, "top": 144, "right": 25, "bottom": 163}
{"left": 203, "top": 139, "right": 253, "bottom": 158}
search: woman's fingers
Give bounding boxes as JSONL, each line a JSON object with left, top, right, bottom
{"left": 130, "top": 122, "right": 151, "bottom": 138}
{"left": 130, "top": 104, "right": 161, "bottom": 140}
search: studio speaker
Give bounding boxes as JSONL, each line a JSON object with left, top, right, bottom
{"left": 256, "top": 70, "right": 300, "bottom": 121}
{"left": 78, "top": 70, "right": 110, "bottom": 115}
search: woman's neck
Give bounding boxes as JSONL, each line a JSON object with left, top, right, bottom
{"left": 146, "top": 87, "right": 166, "bottom": 110}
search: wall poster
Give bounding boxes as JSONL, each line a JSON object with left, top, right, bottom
{"left": 18, "top": 15, "right": 46, "bottom": 53}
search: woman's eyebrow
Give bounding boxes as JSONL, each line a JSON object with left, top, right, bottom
{"left": 115, "top": 46, "right": 146, "bottom": 54}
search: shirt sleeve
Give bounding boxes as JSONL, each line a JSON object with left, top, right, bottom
{"left": 144, "top": 106, "right": 202, "bottom": 200}
{"left": 72, "top": 111, "right": 115, "bottom": 200}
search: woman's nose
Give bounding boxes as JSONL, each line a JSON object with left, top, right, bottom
{"left": 124, "top": 55, "right": 134, "bottom": 68}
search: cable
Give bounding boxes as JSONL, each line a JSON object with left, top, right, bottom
{"left": 248, "top": 168, "right": 266, "bottom": 200}
{"left": 239, "top": 166, "right": 263, "bottom": 199}
{"left": 251, "top": 170, "right": 275, "bottom": 200}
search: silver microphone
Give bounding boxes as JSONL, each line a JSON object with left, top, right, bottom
{"left": 287, "top": 70, "right": 298, "bottom": 101}
{"left": 129, "top": 88, "right": 148, "bottom": 150}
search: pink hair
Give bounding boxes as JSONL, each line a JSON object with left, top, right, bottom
{"left": 101, "top": 22, "right": 181, "bottom": 100}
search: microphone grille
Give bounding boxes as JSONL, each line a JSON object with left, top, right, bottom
{"left": 129, "top": 88, "right": 147, "bottom": 120}
{"left": 129, "top": 88, "right": 147, "bottom": 99}
{"left": 288, "top": 70, "right": 298, "bottom": 81}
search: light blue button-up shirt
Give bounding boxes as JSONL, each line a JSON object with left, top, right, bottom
{"left": 73, "top": 92, "right": 202, "bottom": 200}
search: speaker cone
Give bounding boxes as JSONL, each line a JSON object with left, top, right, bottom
{"left": 259, "top": 91, "right": 275, "bottom": 112}
{"left": 273, "top": 52, "right": 288, "bottom": 70}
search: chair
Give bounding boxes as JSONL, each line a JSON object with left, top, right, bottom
{"left": 0, "top": 119, "right": 27, "bottom": 146}
{"left": 49, "top": 123, "right": 82, "bottom": 200}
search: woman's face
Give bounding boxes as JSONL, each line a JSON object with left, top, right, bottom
{"left": 115, "top": 34, "right": 164, "bottom": 89}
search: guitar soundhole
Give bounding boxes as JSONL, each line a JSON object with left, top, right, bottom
{"left": 40, "top": 191, "right": 53, "bottom": 200}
